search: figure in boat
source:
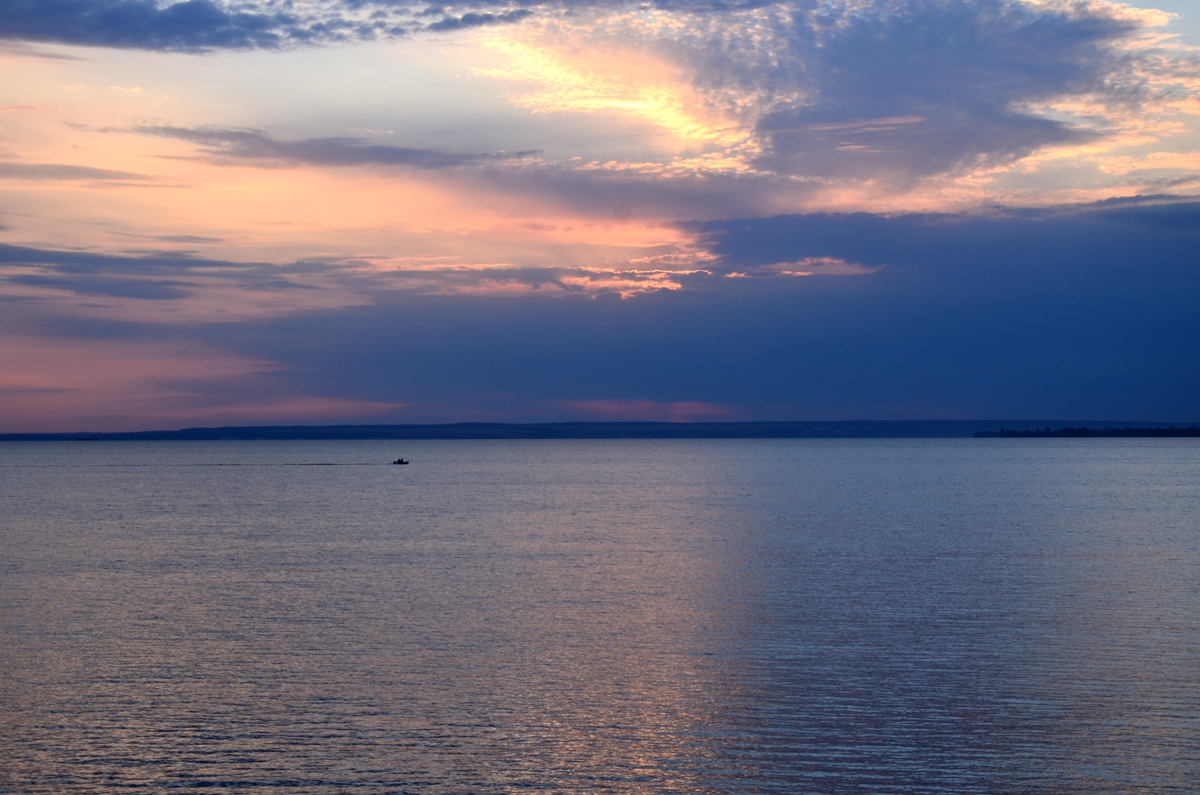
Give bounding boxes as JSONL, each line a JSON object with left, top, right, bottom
{"left": 393, "top": 458, "right": 409, "bottom": 465}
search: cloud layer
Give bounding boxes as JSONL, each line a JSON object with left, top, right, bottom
{"left": 0, "top": 0, "right": 539, "bottom": 51}
{"left": 0, "top": 0, "right": 325, "bottom": 51}
{"left": 225, "top": 198, "right": 1200, "bottom": 422}
{"left": 0, "top": 0, "right": 1197, "bottom": 429}
{"left": 13, "top": 1, "right": 1192, "bottom": 195}
{"left": 140, "top": 125, "right": 537, "bottom": 168}
{"left": 473, "top": 0, "right": 1197, "bottom": 189}
{"left": 3, "top": 199, "right": 1196, "bottom": 425}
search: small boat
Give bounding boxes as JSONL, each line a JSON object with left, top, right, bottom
{"left": 393, "top": 458, "right": 409, "bottom": 465}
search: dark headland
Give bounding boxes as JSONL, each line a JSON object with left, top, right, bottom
{"left": 2, "top": 420, "right": 1198, "bottom": 441}
{"left": 975, "top": 426, "right": 1200, "bottom": 438}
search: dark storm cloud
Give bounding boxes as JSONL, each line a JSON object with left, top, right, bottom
{"left": 138, "top": 125, "right": 537, "bottom": 169}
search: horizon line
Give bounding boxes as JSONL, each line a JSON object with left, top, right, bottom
{"left": 4, "top": 419, "right": 1199, "bottom": 441}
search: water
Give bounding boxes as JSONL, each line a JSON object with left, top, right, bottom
{"left": 1, "top": 438, "right": 1197, "bottom": 793}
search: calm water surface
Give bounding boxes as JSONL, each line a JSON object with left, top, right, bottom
{"left": 1, "top": 439, "right": 1197, "bottom": 793}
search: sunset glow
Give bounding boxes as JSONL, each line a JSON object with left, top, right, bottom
{"left": 1, "top": 0, "right": 1198, "bottom": 428}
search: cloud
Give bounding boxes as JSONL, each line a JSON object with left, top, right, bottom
{"left": 10, "top": 1, "right": 1193, "bottom": 202}
{"left": 426, "top": 9, "right": 533, "bottom": 32}
{"left": 0, "top": 240, "right": 695, "bottom": 321}
{"left": 0, "top": 330, "right": 404, "bottom": 432}
{"left": 557, "top": 399, "right": 735, "bottom": 421}
{"left": 0, "top": 242, "right": 262, "bottom": 274}
{"left": 727, "top": 257, "right": 880, "bottom": 278}
{"left": 693, "top": 195, "right": 1200, "bottom": 273}
{"left": 2, "top": 198, "right": 1197, "bottom": 426}
{"left": 138, "top": 234, "right": 226, "bottom": 243}
{"left": 473, "top": 0, "right": 1198, "bottom": 190}
{"left": 6, "top": 196, "right": 1196, "bottom": 311}
{"left": 194, "top": 197, "right": 1198, "bottom": 422}
{"left": 0, "top": 0, "right": 539, "bottom": 52}
{"left": 743, "top": 0, "right": 1140, "bottom": 181}
{"left": 0, "top": 243, "right": 363, "bottom": 322}
{"left": 0, "top": 40, "right": 85, "bottom": 59}
{"left": 6, "top": 273, "right": 195, "bottom": 299}
{"left": 0, "top": 162, "right": 151, "bottom": 181}
{"left": 0, "top": 0, "right": 313, "bottom": 51}
{"left": 137, "top": 125, "right": 537, "bottom": 169}
{"left": 376, "top": 263, "right": 702, "bottom": 297}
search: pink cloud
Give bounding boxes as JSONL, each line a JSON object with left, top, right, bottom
{"left": 558, "top": 399, "right": 736, "bottom": 422}
{"left": 0, "top": 335, "right": 403, "bottom": 432}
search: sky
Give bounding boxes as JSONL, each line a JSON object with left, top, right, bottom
{"left": 1, "top": 0, "right": 1198, "bottom": 431}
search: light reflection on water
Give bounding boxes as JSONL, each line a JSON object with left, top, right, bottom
{"left": 1, "top": 439, "right": 1198, "bottom": 793}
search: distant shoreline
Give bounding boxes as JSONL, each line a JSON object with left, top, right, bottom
{"left": 3, "top": 420, "right": 1199, "bottom": 441}
{"left": 974, "top": 426, "right": 1200, "bottom": 438}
